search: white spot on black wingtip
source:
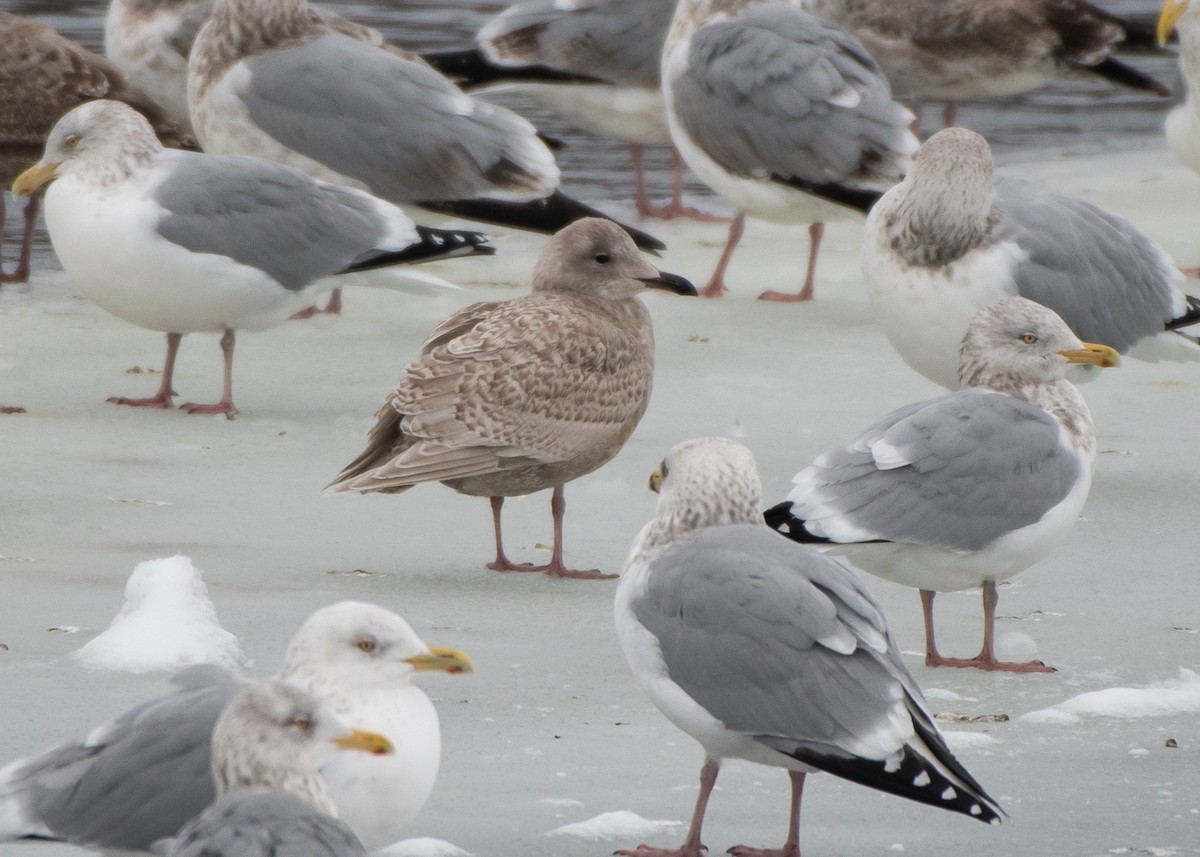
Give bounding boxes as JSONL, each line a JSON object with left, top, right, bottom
{"left": 941, "top": 787, "right": 957, "bottom": 801}
{"left": 969, "top": 804, "right": 982, "bottom": 816}
{"left": 912, "top": 771, "right": 931, "bottom": 787}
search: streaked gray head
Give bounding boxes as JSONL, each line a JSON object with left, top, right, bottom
{"left": 639, "top": 437, "right": 763, "bottom": 551}
{"left": 279, "top": 601, "right": 472, "bottom": 693}
{"left": 887, "top": 127, "right": 995, "bottom": 267}
{"left": 531, "top": 218, "right": 695, "bottom": 300}
{"left": 211, "top": 681, "right": 350, "bottom": 812}
{"left": 958, "top": 297, "right": 1110, "bottom": 391}
{"left": 35, "top": 100, "right": 162, "bottom": 185}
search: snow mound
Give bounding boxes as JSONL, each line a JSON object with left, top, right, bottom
{"left": 71, "top": 555, "right": 246, "bottom": 673}
{"left": 943, "top": 731, "right": 1002, "bottom": 750}
{"left": 546, "top": 811, "right": 682, "bottom": 841}
{"left": 1020, "top": 669, "right": 1200, "bottom": 724}
{"left": 378, "top": 838, "right": 472, "bottom": 857}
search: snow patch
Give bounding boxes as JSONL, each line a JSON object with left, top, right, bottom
{"left": 71, "top": 555, "right": 246, "bottom": 673}
{"left": 943, "top": 731, "right": 1001, "bottom": 751}
{"left": 1021, "top": 669, "right": 1200, "bottom": 724}
{"left": 378, "top": 838, "right": 472, "bottom": 857}
{"left": 546, "top": 811, "right": 682, "bottom": 842}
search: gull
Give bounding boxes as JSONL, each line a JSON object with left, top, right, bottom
{"left": 187, "top": 0, "right": 665, "bottom": 253}
{"left": 662, "top": 0, "right": 917, "bottom": 301}
{"left": 802, "top": 0, "right": 1169, "bottom": 129}
{"left": 424, "top": 0, "right": 718, "bottom": 221}
{"left": 157, "top": 680, "right": 390, "bottom": 857}
{"left": 0, "top": 10, "right": 190, "bottom": 284}
{"left": 0, "top": 601, "right": 471, "bottom": 852}
{"left": 1159, "top": 0, "right": 1200, "bottom": 178}
{"left": 615, "top": 437, "right": 1003, "bottom": 857}
{"left": 766, "top": 297, "right": 1119, "bottom": 672}
{"left": 862, "top": 127, "right": 1200, "bottom": 389}
{"left": 328, "top": 218, "right": 695, "bottom": 579}
{"left": 12, "top": 100, "right": 493, "bottom": 417}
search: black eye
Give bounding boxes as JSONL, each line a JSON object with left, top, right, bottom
{"left": 292, "top": 714, "right": 312, "bottom": 731}
{"left": 594, "top": 253, "right": 610, "bottom": 264}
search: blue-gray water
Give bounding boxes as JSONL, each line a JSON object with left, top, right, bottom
{"left": 0, "top": 0, "right": 1184, "bottom": 271}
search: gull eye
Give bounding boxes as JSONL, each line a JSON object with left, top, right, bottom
{"left": 1020, "top": 333, "right": 1037, "bottom": 344}
{"left": 291, "top": 714, "right": 312, "bottom": 731}
{"left": 594, "top": 253, "right": 610, "bottom": 264}
{"left": 64, "top": 135, "right": 81, "bottom": 149}
{"left": 356, "top": 638, "right": 377, "bottom": 653}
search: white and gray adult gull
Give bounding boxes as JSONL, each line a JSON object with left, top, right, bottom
{"left": 156, "top": 679, "right": 390, "bottom": 857}
{"left": 424, "top": 0, "right": 717, "bottom": 221}
{"left": 662, "top": 0, "right": 918, "bottom": 300}
{"left": 766, "top": 297, "right": 1119, "bottom": 673}
{"left": 862, "top": 127, "right": 1200, "bottom": 389}
{"left": 0, "top": 601, "right": 472, "bottom": 853}
{"left": 1158, "top": 0, "right": 1200, "bottom": 192}
{"left": 615, "top": 437, "right": 1003, "bottom": 857}
{"left": 12, "top": 99, "right": 492, "bottom": 417}
{"left": 186, "top": 0, "right": 664, "bottom": 252}
{"left": 328, "top": 218, "right": 695, "bottom": 579}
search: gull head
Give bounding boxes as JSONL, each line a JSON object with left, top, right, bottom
{"left": 1158, "top": 0, "right": 1192, "bottom": 45}
{"left": 532, "top": 218, "right": 695, "bottom": 300}
{"left": 12, "top": 100, "right": 163, "bottom": 197}
{"left": 639, "top": 437, "right": 763, "bottom": 551}
{"left": 958, "top": 297, "right": 1119, "bottom": 391}
{"left": 279, "top": 601, "right": 473, "bottom": 690}
{"left": 212, "top": 680, "right": 393, "bottom": 809}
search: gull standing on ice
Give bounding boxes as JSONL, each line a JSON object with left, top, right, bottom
{"left": 0, "top": 10, "right": 190, "bottom": 284}
{"left": 159, "top": 680, "right": 391, "bottom": 857}
{"left": 766, "top": 298, "right": 1119, "bottom": 672}
{"left": 12, "top": 100, "right": 493, "bottom": 417}
{"left": 186, "top": 0, "right": 664, "bottom": 253}
{"left": 615, "top": 437, "right": 1003, "bottom": 857}
{"left": 661, "top": 0, "right": 917, "bottom": 300}
{"left": 425, "top": 0, "right": 715, "bottom": 220}
{"left": 862, "top": 127, "right": 1200, "bottom": 389}
{"left": 329, "top": 218, "right": 696, "bottom": 579}
{"left": 1158, "top": 0, "right": 1200, "bottom": 178}
{"left": 0, "top": 601, "right": 471, "bottom": 852}
{"left": 801, "top": 0, "right": 1168, "bottom": 129}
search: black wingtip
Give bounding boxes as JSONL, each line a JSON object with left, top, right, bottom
{"left": 418, "top": 191, "right": 667, "bottom": 252}
{"left": 1166, "top": 293, "right": 1200, "bottom": 332}
{"left": 764, "top": 501, "right": 833, "bottom": 543}
{"left": 1081, "top": 57, "right": 1171, "bottom": 96}
{"left": 419, "top": 48, "right": 603, "bottom": 89}
{"left": 770, "top": 177, "right": 883, "bottom": 214}
{"left": 344, "top": 226, "right": 495, "bottom": 272}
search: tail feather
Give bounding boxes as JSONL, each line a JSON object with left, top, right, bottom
{"left": 1166, "top": 294, "right": 1200, "bottom": 332}
{"left": 1079, "top": 57, "right": 1170, "bottom": 96}
{"left": 344, "top": 226, "right": 495, "bottom": 273}
{"left": 419, "top": 48, "right": 601, "bottom": 89}
{"left": 417, "top": 191, "right": 666, "bottom": 253}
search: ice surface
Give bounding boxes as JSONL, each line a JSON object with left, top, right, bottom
{"left": 70, "top": 555, "right": 247, "bottom": 673}
{"left": 1020, "top": 669, "right": 1200, "bottom": 724}
{"left": 378, "top": 838, "right": 472, "bottom": 857}
{"left": 546, "top": 811, "right": 682, "bottom": 841}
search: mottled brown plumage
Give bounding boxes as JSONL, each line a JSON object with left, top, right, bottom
{"left": 329, "top": 218, "right": 694, "bottom": 578}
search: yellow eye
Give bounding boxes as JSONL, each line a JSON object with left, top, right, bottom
{"left": 292, "top": 714, "right": 311, "bottom": 731}
{"left": 1020, "top": 334, "right": 1037, "bottom": 344}
{"left": 64, "top": 135, "right": 81, "bottom": 149}
{"left": 356, "top": 638, "right": 377, "bottom": 653}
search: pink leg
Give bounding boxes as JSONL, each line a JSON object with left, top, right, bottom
{"left": 632, "top": 143, "right": 654, "bottom": 218}
{"left": 728, "top": 771, "right": 805, "bottom": 857}
{"left": 922, "top": 582, "right": 1055, "bottom": 673}
{"left": 543, "top": 484, "right": 614, "bottom": 579}
{"left": 700, "top": 213, "right": 745, "bottom": 298}
{"left": 759, "top": 222, "right": 823, "bottom": 302}
{"left": 634, "top": 146, "right": 729, "bottom": 221}
{"left": 321, "top": 287, "right": 342, "bottom": 315}
{"left": 0, "top": 193, "right": 39, "bottom": 285}
{"left": 942, "top": 102, "right": 958, "bottom": 128}
{"left": 617, "top": 759, "right": 718, "bottom": 857}
{"left": 180, "top": 328, "right": 239, "bottom": 417}
{"left": 486, "top": 496, "right": 544, "bottom": 573}
{"left": 1180, "top": 265, "right": 1200, "bottom": 278}
{"left": 108, "top": 332, "right": 182, "bottom": 409}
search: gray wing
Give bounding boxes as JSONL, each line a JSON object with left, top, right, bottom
{"left": 479, "top": 0, "right": 676, "bottom": 88}
{"left": 635, "top": 524, "right": 914, "bottom": 758}
{"left": 995, "top": 177, "right": 1186, "bottom": 351}
{"left": 165, "top": 790, "right": 366, "bottom": 857}
{"left": 670, "top": 3, "right": 911, "bottom": 188}
{"left": 0, "top": 664, "right": 244, "bottom": 851}
{"left": 789, "top": 389, "right": 1081, "bottom": 551}
{"left": 239, "top": 31, "right": 555, "bottom": 203}
{"left": 153, "top": 151, "right": 410, "bottom": 290}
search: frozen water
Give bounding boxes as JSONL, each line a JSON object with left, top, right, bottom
{"left": 378, "top": 838, "right": 472, "bottom": 857}
{"left": 546, "top": 811, "right": 682, "bottom": 842}
{"left": 1020, "top": 669, "right": 1200, "bottom": 724}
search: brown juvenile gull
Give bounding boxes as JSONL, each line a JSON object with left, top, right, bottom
{"left": 0, "top": 601, "right": 471, "bottom": 852}
{"left": 329, "top": 218, "right": 696, "bottom": 579}
{"left": 615, "top": 437, "right": 1003, "bottom": 857}
{"left": 801, "top": 0, "right": 1169, "bottom": 129}
{"left": 12, "top": 100, "right": 493, "bottom": 417}
{"left": 423, "top": 0, "right": 720, "bottom": 221}
{"left": 186, "top": 0, "right": 665, "bottom": 255}
{"left": 766, "top": 297, "right": 1119, "bottom": 673}
{"left": 862, "top": 127, "right": 1200, "bottom": 389}
{"left": 0, "top": 10, "right": 190, "bottom": 284}
{"left": 662, "top": 0, "right": 918, "bottom": 301}
{"left": 155, "top": 680, "right": 391, "bottom": 857}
